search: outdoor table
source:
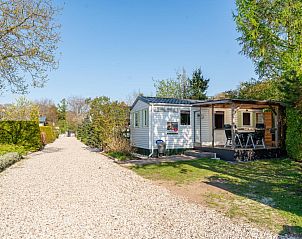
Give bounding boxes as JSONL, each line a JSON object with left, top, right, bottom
{"left": 237, "top": 130, "right": 255, "bottom": 147}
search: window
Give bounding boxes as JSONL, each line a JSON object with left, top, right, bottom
{"left": 180, "top": 110, "right": 190, "bottom": 125}
{"left": 243, "top": 112, "right": 251, "bottom": 126}
{"left": 214, "top": 111, "right": 224, "bottom": 129}
{"left": 256, "top": 112, "right": 264, "bottom": 124}
{"left": 142, "top": 109, "right": 149, "bottom": 127}
{"left": 134, "top": 111, "right": 140, "bottom": 127}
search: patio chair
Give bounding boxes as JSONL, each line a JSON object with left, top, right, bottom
{"left": 224, "top": 124, "right": 243, "bottom": 148}
{"left": 245, "top": 128, "right": 266, "bottom": 149}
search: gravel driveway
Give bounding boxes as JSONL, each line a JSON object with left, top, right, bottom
{"left": 0, "top": 137, "right": 286, "bottom": 239}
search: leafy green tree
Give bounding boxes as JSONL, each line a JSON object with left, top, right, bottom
{"left": 154, "top": 78, "right": 182, "bottom": 98}
{"left": 234, "top": 0, "right": 302, "bottom": 107}
{"left": 188, "top": 68, "right": 209, "bottom": 100}
{"left": 57, "top": 98, "right": 67, "bottom": 133}
{"left": 57, "top": 98, "right": 67, "bottom": 121}
{"left": 234, "top": 0, "right": 302, "bottom": 160}
{"left": 0, "top": 0, "right": 60, "bottom": 94}
{"left": 224, "top": 79, "right": 282, "bottom": 101}
{"left": 154, "top": 68, "right": 198, "bottom": 99}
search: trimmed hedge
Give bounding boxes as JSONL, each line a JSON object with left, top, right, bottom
{"left": 0, "top": 152, "right": 22, "bottom": 172}
{"left": 0, "top": 121, "right": 42, "bottom": 151}
{"left": 286, "top": 108, "right": 302, "bottom": 160}
{"left": 39, "top": 126, "right": 56, "bottom": 144}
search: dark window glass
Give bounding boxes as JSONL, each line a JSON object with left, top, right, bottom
{"left": 215, "top": 111, "right": 224, "bottom": 129}
{"left": 243, "top": 112, "right": 251, "bottom": 125}
{"left": 180, "top": 111, "right": 190, "bottom": 125}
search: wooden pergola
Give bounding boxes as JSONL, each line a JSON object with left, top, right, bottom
{"left": 193, "top": 99, "right": 286, "bottom": 149}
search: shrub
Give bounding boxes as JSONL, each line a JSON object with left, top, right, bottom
{"left": 0, "top": 121, "right": 42, "bottom": 151}
{"left": 0, "top": 152, "right": 22, "bottom": 172}
{"left": 39, "top": 126, "right": 56, "bottom": 144}
{"left": 286, "top": 108, "right": 302, "bottom": 160}
{"left": 0, "top": 144, "right": 28, "bottom": 156}
{"left": 105, "top": 136, "right": 132, "bottom": 154}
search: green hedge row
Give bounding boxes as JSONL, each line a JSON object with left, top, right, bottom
{"left": 40, "top": 126, "right": 57, "bottom": 144}
{"left": 0, "top": 121, "right": 42, "bottom": 151}
{"left": 286, "top": 108, "right": 302, "bottom": 160}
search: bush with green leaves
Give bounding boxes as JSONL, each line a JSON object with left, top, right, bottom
{"left": 0, "top": 152, "right": 22, "bottom": 172}
{"left": 77, "top": 97, "right": 130, "bottom": 153}
{"left": 39, "top": 126, "right": 56, "bottom": 144}
{"left": 77, "top": 117, "right": 101, "bottom": 148}
{"left": 0, "top": 121, "right": 42, "bottom": 151}
{"left": 0, "top": 144, "right": 28, "bottom": 156}
{"left": 286, "top": 108, "right": 302, "bottom": 161}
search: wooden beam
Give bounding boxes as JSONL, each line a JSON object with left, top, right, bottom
{"left": 275, "top": 106, "right": 279, "bottom": 148}
{"left": 200, "top": 107, "right": 202, "bottom": 147}
{"left": 231, "top": 103, "right": 235, "bottom": 149}
{"left": 212, "top": 104, "right": 215, "bottom": 148}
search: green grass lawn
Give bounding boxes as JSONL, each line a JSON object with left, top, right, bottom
{"left": 132, "top": 158, "right": 302, "bottom": 236}
{"left": 107, "top": 151, "right": 132, "bottom": 161}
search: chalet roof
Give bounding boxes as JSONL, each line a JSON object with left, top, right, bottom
{"left": 193, "top": 98, "right": 285, "bottom": 107}
{"left": 131, "top": 96, "right": 285, "bottom": 110}
{"left": 132, "top": 96, "right": 203, "bottom": 108}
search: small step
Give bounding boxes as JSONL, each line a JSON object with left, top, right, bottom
{"left": 184, "top": 150, "right": 216, "bottom": 159}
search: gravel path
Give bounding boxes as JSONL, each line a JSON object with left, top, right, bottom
{"left": 0, "top": 137, "right": 286, "bottom": 239}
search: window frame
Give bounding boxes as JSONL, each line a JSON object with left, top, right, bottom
{"left": 180, "top": 110, "right": 191, "bottom": 126}
{"left": 134, "top": 111, "right": 140, "bottom": 128}
{"left": 214, "top": 111, "right": 225, "bottom": 129}
{"left": 142, "top": 109, "right": 149, "bottom": 127}
{"left": 256, "top": 112, "right": 264, "bottom": 124}
{"left": 242, "top": 112, "right": 251, "bottom": 126}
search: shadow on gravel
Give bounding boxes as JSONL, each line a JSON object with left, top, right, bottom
{"left": 31, "top": 147, "right": 63, "bottom": 156}
{"left": 82, "top": 146, "right": 102, "bottom": 153}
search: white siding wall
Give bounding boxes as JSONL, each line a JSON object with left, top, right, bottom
{"left": 152, "top": 106, "right": 194, "bottom": 149}
{"left": 130, "top": 100, "right": 150, "bottom": 149}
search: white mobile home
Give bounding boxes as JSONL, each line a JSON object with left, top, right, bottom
{"left": 130, "top": 96, "right": 285, "bottom": 160}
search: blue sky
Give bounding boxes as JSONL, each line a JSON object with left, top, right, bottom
{"left": 1, "top": 0, "right": 257, "bottom": 104}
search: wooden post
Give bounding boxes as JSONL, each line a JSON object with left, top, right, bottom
{"left": 231, "top": 103, "right": 235, "bottom": 149}
{"left": 212, "top": 104, "right": 215, "bottom": 148}
{"left": 200, "top": 107, "right": 202, "bottom": 147}
{"left": 275, "top": 106, "right": 279, "bottom": 148}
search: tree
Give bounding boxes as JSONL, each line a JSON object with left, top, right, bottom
{"left": 234, "top": 0, "right": 302, "bottom": 108}
{"left": 35, "top": 99, "right": 58, "bottom": 125}
{"left": 2, "top": 96, "right": 39, "bottom": 121}
{"left": 57, "top": 98, "right": 67, "bottom": 121}
{"left": 154, "top": 78, "right": 182, "bottom": 98}
{"left": 188, "top": 68, "right": 209, "bottom": 100}
{"left": 176, "top": 68, "right": 190, "bottom": 99}
{"left": 0, "top": 0, "right": 60, "bottom": 94}
{"left": 234, "top": 0, "right": 302, "bottom": 160}
{"left": 77, "top": 96, "right": 130, "bottom": 151}
{"left": 224, "top": 78, "right": 282, "bottom": 101}
{"left": 125, "top": 90, "right": 143, "bottom": 106}
{"left": 154, "top": 68, "right": 191, "bottom": 99}
{"left": 57, "top": 98, "right": 67, "bottom": 133}
{"left": 67, "top": 96, "right": 89, "bottom": 117}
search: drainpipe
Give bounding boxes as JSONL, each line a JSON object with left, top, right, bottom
{"left": 148, "top": 103, "right": 154, "bottom": 157}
